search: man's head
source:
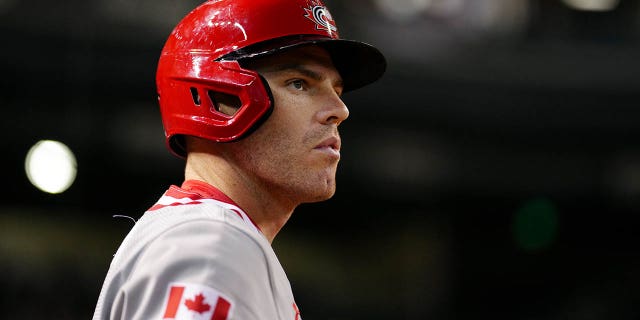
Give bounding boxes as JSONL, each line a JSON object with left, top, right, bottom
{"left": 156, "top": 0, "right": 386, "bottom": 158}
{"left": 186, "top": 44, "right": 348, "bottom": 202}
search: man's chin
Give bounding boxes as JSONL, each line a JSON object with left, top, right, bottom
{"left": 303, "top": 185, "right": 336, "bottom": 204}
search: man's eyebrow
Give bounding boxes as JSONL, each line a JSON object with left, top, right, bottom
{"left": 264, "top": 63, "right": 344, "bottom": 88}
{"left": 265, "top": 63, "right": 323, "bottom": 80}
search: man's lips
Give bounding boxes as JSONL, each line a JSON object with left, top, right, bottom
{"left": 314, "top": 137, "right": 341, "bottom": 158}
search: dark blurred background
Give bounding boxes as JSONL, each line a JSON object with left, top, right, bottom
{"left": 2, "top": 0, "right": 640, "bottom": 319}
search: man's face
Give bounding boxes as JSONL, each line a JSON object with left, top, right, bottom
{"left": 226, "top": 45, "right": 348, "bottom": 205}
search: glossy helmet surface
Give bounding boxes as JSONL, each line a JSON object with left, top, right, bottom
{"left": 156, "top": 0, "right": 386, "bottom": 157}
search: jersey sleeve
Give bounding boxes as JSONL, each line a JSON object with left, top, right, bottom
{"left": 109, "top": 219, "right": 278, "bottom": 320}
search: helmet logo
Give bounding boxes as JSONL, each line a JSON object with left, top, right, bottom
{"left": 304, "top": 1, "right": 338, "bottom": 34}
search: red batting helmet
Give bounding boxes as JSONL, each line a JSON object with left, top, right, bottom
{"left": 156, "top": 0, "right": 386, "bottom": 157}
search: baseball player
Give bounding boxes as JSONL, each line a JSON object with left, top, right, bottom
{"left": 92, "top": 0, "right": 386, "bottom": 319}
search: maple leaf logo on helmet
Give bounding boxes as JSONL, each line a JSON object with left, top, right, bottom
{"left": 303, "top": 0, "right": 338, "bottom": 35}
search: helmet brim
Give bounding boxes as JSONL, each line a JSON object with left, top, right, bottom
{"left": 222, "top": 35, "right": 387, "bottom": 92}
{"left": 318, "top": 39, "right": 387, "bottom": 92}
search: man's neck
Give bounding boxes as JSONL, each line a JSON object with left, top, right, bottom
{"left": 184, "top": 150, "right": 295, "bottom": 243}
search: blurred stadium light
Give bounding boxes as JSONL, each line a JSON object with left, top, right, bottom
{"left": 562, "top": 0, "right": 620, "bottom": 11}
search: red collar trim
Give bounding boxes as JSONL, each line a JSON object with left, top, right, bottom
{"left": 149, "top": 180, "right": 261, "bottom": 233}
{"left": 180, "top": 180, "right": 240, "bottom": 208}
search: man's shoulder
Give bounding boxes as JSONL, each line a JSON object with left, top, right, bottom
{"left": 144, "top": 204, "right": 266, "bottom": 255}
{"left": 109, "top": 202, "right": 268, "bottom": 275}
{"left": 137, "top": 201, "right": 267, "bottom": 254}
{"left": 109, "top": 201, "right": 274, "bottom": 296}
{"left": 94, "top": 203, "right": 280, "bottom": 320}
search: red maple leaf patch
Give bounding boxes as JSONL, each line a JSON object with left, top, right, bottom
{"left": 184, "top": 293, "right": 211, "bottom": 314}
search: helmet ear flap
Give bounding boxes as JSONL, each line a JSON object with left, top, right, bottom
{"left": 159, "top": 60, "right": 275, "bottom": 157}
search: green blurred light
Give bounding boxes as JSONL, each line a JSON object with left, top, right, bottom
{"left": 513, "top": 198, "right": 559, "bottom": 252}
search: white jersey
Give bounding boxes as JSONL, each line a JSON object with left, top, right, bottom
{"left": 93, "top": 180, "right": 301, "bottom": 320}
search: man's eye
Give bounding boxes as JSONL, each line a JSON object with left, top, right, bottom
{"left": 289, "top": 80, "right": 305, "bottom": 90}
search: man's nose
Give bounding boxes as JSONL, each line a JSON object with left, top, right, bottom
{"left": 317, "top": 93, "right": 349, "bottom": 126}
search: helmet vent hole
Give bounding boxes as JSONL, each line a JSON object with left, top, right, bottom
{"left": 190, "top": 87, "right": 201, "bottom": 106}
{"left": 208, "top": 91, "right": 241, "bottom": 116}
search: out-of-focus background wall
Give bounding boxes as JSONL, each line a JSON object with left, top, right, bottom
{"left": 2, "top": 0, "right": 640, "bottom": 318}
